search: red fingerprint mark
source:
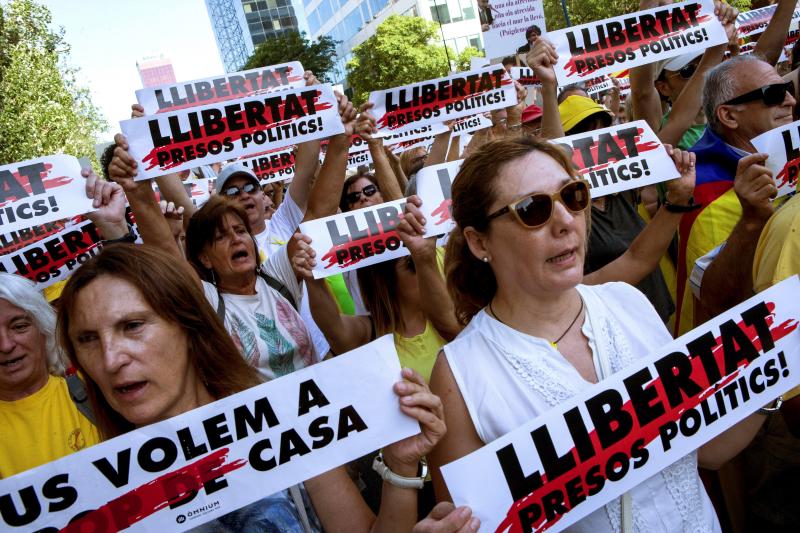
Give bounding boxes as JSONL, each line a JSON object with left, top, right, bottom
{"left": 432, "top": 199, "right": 452, "bottom": 226}
{"left": 61, "top": 448, "right": 247, "bottom": 532}
{"left": 563, "top": 12, "right": 712, "bottom": 78}
{"left": 0, "top": 163, "right": 73, "bottom": 207}
{"left": 497, "top": 304, "right": 797, "bottom": 533}
{"left": 775, "top": 157, "right": 800, "bottom": 190}
{"left": 321, "top": 224, "right": 400, "bottom": 270}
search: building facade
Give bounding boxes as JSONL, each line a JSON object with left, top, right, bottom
{"left": 137, "top": 56, "right": 177, "bottom": 88}
{"left": 205, "top": 0, "right": 310, "bottom": 72}
{"left": 306, "top": 0, "right": 483, "bottom": 85}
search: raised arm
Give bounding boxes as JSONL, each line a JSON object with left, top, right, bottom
{"left": 526, "top": 38, "right": 563, "bottom": 139}
{"left": 658, "top": 1, "right": 735, "bottom": 147}
{"left": 629, "top": 0, "right": 668, "bottom": 131}
{"left": 584, "top": 146, "right": 695, "bottom": 286}
{"left": 696, "top": 153, "right": 775, "bottom": 317}
{"left": 356, "top": 102, "right": 405, "bottom": 200}
{"left": 304, "top": 92, "right": 357, "bottom": 221}
{"left": 289, "top": 233, "right": 373, "bottom": 353}
{"left": 108, "top": 134, "right": 188, "bottom": 265}
{"left": 425, "top": 126, "right": 453, "bottom": 167}
{"left": 285, "top": 71, "right": 325, "bottom": 213}
{"left": 753, "top": 0, "right": 796, "bottom": 66}
{"left": 397, "top": 197, "right": 462, "bottom": 341}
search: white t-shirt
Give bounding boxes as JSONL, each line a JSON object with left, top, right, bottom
{"left": 444, "top": 283, "right": 720, "bottom": 533}
{"left": 254, "top": 192, "right": 304, "bottom": 259}
{"left": 202, "top": 246, "right": 316, "bottom": 380}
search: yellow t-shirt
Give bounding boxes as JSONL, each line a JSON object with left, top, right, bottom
{"left": 0, "top": 375, "right": 100, "bottom": 478}
{"left": 752, "top": 194, "right": 800, "bottom": 400}
{"left": 394, "top": 321, "right": 446, "bottom": 384}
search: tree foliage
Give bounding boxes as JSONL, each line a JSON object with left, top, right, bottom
{"left": 0, "top": 0, "right": 106, "bottom": 166}
{"left": 456, "top": 47, "right": 484, "bottom": 72}
{"left": 542, "top": 0, "right": 752, "bottom": 30}
{"left": 346, "top": 15, "right": 453, "bottom": 105}
{"left": 243, "top": 30, "right": 338, "bottom": 82}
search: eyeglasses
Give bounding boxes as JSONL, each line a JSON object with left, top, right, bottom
{"left": 222, "top": 182, "right": 258, "bottom": 197}
{"left": 723, "top": 81, "right": 794, "bottom": 107}
{"left": 487, "top": 180, "right": 591, "bottom": 228}
{"left": 346, "top": 184, "right": 378, "bottom": 205}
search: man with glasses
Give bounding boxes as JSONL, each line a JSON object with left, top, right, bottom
{"left": 673, "top": 55, "right": 796, "bottom": 337}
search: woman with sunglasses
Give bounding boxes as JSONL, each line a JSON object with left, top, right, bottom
{"left": 428, "top": 137, "right": 766, "bottom": 531}
{"left": 55, "top": 244, "right": 463, "bottom": 532}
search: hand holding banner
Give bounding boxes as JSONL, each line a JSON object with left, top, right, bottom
{"left": 120, "top": 84, "right": 344, "bottom": 180}
{"left": 549, "top": 0, "right": 727, "bottom": 86}
{"left": 750, "top": 119, "right": 800, "bottom": 198}
{"left": 135, "top": 62, "right": 305, "bottom": 114}
{"left": 0, "top": 154, "right": 95, "bottom": 234}
{"left": 0, "top": 335, "right": 419, "bottom": 531}
{"left": 442, "top": 276, "right": 800, "bottom": 532}
{"left": 368, "top": 66, "right": 516, "bottom": 134}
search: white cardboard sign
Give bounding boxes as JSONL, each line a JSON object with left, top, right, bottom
{"left": 0, "top": 335, "right": 418, "bottom": 531}
{"left": 481, "top": 0, "right": 547, "bottom": 61}
{"left": 751, "top": 119, "right": 800, "bottom": 198}
{"left": 442, "top": 277, "right": 800, "bottom": 532}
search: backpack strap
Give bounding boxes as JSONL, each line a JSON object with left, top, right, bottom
{"left": 257, "top": 270, "right": 297, "bottom": 311}
{"left": 214, "top": 270, "right": 297, "bottom": 325}
{"left": 65, "top": 372, "right": 96, "bottom": 426}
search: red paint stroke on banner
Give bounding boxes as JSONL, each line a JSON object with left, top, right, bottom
{"left": 571, "top": 128, "right": 659, "bottom": 173}
{"left": 142, "top": 92, "right": 332, "bottom": 171}
{"left": 496, "top": 304, "right": 798, "bottom": 533}
{"left": 563, "top": 12, "right": 712, "bottom": 78}
{"left": 776, "top": 157, "right": 800, "bottom": 190}
{"left": 432, "top": 199, "right": 452, "bottom": 226}
{"left": 0, "top": 219, "right": 70, "bottom": 255}
{"left": 0, "top": 163, "right": 72, "bottom": 207}
{"left": 6, "top": 223, "right": 102, "bottom": 283}
{"left": 321, "top": 224, "right": 401, "bottom": 269}
{"left": 155, "top": 69, "right": 304, "bottom": 113}
{"left": 375, "top": 75, "right": 513, "bottom": 131}
{"left": 61, "top": 448, "right": 247, "bottom": 533}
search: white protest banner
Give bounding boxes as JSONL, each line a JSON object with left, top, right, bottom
{"left": 481, "top": 0, "right": 546, "bottom": 60}
{"left": 120, "top": 84, "right": 343, "bottom": 180}
{"left": 553, "top": 120, "right": 679, "bottom": 197}
{"left": 751, "top": 119, "right": 800, "bottom": 198}
{"left": 299, "top": 199, "right": 408, "bottom": 278}
{"left": 152, "top": 178, "right": 212, "bottom": 208}
{"left": 510, "top": 66, "right": 541, "bottom": 88}
{"left": 0, "top": 217, "right": 103, "bottom": 289}
{"left": 736, "top": 3, "right": 800, "bottom": 39}
{"left": 368, "top": 65, "right": 516, "bottom": 134}
{"left": 451, "top": 114, "right": 493, "bottom": 137}
{"left": 345, "top": 123, "right": 450, "bottom": 155}
{"left": 442, "top": 276, "right": 800, "bottom": 533}
{"left": 390, "top": 135, "right": 436, "bottom": 155}
{"left": 0, "top": 335, "right": 418, "bottom": 532}
{"left": 347, "top": 149, "right": 374, "bottom": 169}
{"left": 0, "top": 218, "right": 75, "bottom": 257}
{"left": 0, "top": 155, "right": 95, "bottom": 235}
{"left": 417, "top": 160, "right": 463, "bottom": 237}
{"left": 585, "top": 76, "right": 612, "bottom": 95}
{"left": 136, "top": 61, "right": 305, "bottom": 114}
{"left": 549, "top": 0, "right": 727, "bottom": 86}
{"left": 240, "top": 147, "right": 297, "bottom": 184}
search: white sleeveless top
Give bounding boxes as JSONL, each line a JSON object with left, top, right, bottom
{"left": 444, "top": 282, "right": 720, "bottom": 533}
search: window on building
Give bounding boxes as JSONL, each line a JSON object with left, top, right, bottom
{"left": 428, "top": 0, "right": 450, "bottom": 24}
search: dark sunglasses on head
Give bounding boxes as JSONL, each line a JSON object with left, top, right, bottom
{"left": 222, "top": 182, "right": 258, "bottom": 197}
{"left": 346, "top": 184, "right": 378, "bottom": 205}
{"left": 674, "top": 62, "right": 697, "bottom": 80}
{"left": 487, "top": 180, "right": 591, "bottom": 228}
{"left": 723, "top": 81, "right": 794, "bottom": 107}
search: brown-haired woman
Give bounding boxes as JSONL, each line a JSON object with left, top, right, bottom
{"left": 428, "top": 137, "right": 771, "bottom": 531}
{"left": 57, "top": 244, "right": 460, "bottom": 532}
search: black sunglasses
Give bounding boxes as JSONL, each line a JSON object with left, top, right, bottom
{"left": 674, "top": 62, "right": 697, "bottom": 80}
{"left": 222, "top": 182, "right": 258, "bottom": 197}
{"left": 723, "top": 81, "right": 794, "bottom": 107}
{"left": 487, "top": 180, "right": 591, "bottom": 228}
{"left": 346, "top": 184, "right": 378, "bottom": 205}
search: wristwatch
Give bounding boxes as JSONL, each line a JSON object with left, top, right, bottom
{"left": 372, "top": 452, "right": 427, "bottom": 489}
{"left": 663, "top": 199, "right": 702, "bottom": 213}
{"left": 102, "top": 223, "right": 137, "bottom": 245}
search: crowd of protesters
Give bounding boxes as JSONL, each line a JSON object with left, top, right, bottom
{"left": 2, "top": 0, "right": 800, "bottom": 531}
